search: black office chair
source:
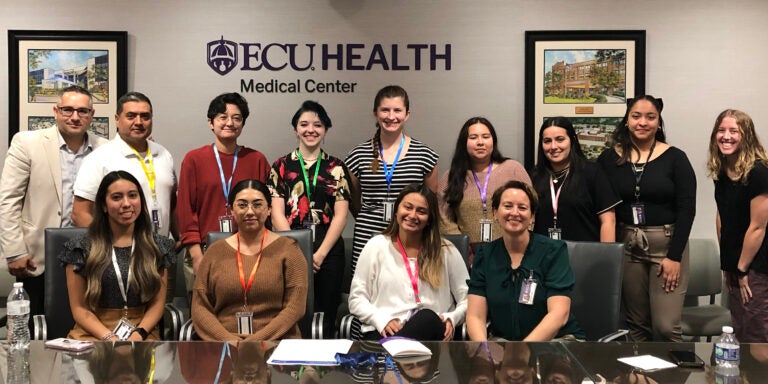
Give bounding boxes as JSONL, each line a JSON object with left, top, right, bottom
{"left": 180, "top": 229, "right": 321, "bottom": 340}
{"left": 443, "top": 234, "right": 471, "bottom": 271}
{"left": 34, "top": 228, "right": 183, "bottom": 341}
{"left": 565, "top": 240, "right": 628, "bottom": 341}
{"left": 164, "top": 248, "right": 188, "bottom": 341}
{"left": 339, "top": 234, "right": 472, "bottom": 340}
{"left": 33, "top": 228, "right": 85, "bottom": 340}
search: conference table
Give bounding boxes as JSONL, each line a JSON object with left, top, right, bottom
{"left": 3, "top": 339, "right": 767, "bottom": 383}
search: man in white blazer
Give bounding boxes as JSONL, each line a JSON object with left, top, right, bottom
{"left": 0, "top": 85, "right": 107, "bottom": 320}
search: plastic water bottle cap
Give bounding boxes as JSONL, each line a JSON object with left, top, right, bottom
{"left": 723, "top": 326, "right": 734, "bottom": 333}
{"left": 12, "top": 282, "right": 22, "bottom": 288}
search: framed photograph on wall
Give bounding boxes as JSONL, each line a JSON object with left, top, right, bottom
{"left": 8, "top": 30, "right": 127, "bottom": 144}
{"left": 524, "top": 30, "right": 645, "bottom": 169}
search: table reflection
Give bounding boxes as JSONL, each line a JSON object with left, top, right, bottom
{"left": 6, "top": 340, "right": 768, "bottom": 383}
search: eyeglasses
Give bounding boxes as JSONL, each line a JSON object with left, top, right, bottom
{"left": 57, "top": 106, "right": 93, "bottom": 117}
{"left": 233, "top": 200, "right": 265, "bottom": 211}
{"left": 214, "top": 114, "right": 244, "bottom": 124}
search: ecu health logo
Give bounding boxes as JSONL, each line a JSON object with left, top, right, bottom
{"left": 207, "top": 36, "right": 238, "bottom": 76}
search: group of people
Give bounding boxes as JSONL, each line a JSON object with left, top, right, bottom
{"left": 1, "top": 83, "right": 766, "bottom": 345}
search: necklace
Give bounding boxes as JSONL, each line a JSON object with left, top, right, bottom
{"left": 551, "top": 167, "right": 570, "bottom": 184}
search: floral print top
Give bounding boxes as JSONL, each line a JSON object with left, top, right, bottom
{"left": 267, "top": 149, "right": 352, "bottom": 227}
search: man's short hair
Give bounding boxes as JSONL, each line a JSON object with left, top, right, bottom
{"left": 116, "top": 92, "right": 153, "bottom": 115}
{"left": 59, "top": 85, "right": 92, "bottom": 100}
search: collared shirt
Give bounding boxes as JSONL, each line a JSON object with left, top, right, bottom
{"left": 57, "top": 129, "right": 95, "bottom": 227}
{"left": 74, "top": 135, "right": 177, "bottom": 236}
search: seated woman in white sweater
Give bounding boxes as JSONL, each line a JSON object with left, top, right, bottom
{"left": 349, "top": 183, "right": 469, "bottom": 341}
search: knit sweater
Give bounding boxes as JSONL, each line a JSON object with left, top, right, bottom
{"left": 439, "top": 159, "right": 531, "bottom": 243}
{"left": 191, "top": 235, "right": 308, "bottom": 341}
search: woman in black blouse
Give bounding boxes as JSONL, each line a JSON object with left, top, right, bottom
{"left": 597, "top": 96, "right": 696, "bottom": 342}
{"left": 531, "top": 116, "right": 620, "bottom": 242}
{"left": 59, "top": 171, "right": 174, "bottom": 341}
{"left": 267, "top": 100, "right": 352, "bottom": 337}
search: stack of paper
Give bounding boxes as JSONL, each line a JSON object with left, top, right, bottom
{"left": 267, "top": 339, "right": 354, "bottom": 366}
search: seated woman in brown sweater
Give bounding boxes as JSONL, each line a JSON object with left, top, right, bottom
{"left": 191, "top": 179, "right": 308, "bottom": 341}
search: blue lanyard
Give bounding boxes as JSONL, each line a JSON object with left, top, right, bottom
{"left": 212, "top": 143, "right": 239, "bottom": 206}
{"left": 379, "top": 133, "right": 405, "bottom": 194}
{"left": 214, "top": 342, "right": 232, "bottom": 384}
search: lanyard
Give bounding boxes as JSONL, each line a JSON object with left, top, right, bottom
{"left": 214, "top": 342, "right": 232, "bottom": 384}
{"left": 396, "top": 236, "right": 421, "bottom": 303}
{"left": 472, "top": 162, "right": 493, "bottom": 213}
{"left": 548, "top": 168, "right": 568, "bottom": 225}
{"left": 128, "top": 145, "right": 156, "bottom": 200}
{"left": 630, "top": 140, "right": 656, "bottom": 202}
{"left": 379, "top": 133, "right": 406, "bottom": 195}
{"left": 296, "top": 149, "right": 322, "bottom": 204}
{"left": 147, "top": 347, "right": 156, "bottom": 383}
{"left": 111, "top": 240, "right": 135, "bottom": 310}
{"left": 237, "top": 229, "right": 267, "bottom": 306}
{"left": 212, "top": 143, "right": 239, "bottom": 207}
{"left": 473, "top": 342, "right": 495, "bottom": 365}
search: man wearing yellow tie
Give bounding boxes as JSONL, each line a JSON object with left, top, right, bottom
{"left": 72, "top": 92, "right": 178, "bottom": 241}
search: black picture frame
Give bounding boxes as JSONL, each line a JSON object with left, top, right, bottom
{"left": 524, "top": 30, "right": 645, "bottom": 169}
{"left": 8, "top": 30, "right": 128, "bottom": 144}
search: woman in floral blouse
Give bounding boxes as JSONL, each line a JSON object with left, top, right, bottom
{"left": 267, "top": 100, "right": 352, "bottom": 337}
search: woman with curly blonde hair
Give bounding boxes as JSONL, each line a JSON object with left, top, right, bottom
{"left": 707, "top": 109, "right": 768, "bottom": 342}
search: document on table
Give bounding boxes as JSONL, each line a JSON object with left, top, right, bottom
{"left": 267, "top": 339, "right": 354, "bottom": 366}
{"left": 617, "top": 354, "right": 677, "bottom": 371}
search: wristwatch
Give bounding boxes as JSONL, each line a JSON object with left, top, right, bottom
{"left": 132, "top": 327, "right": 149, "bottom": 340}
{"left": 736, "top": 268, "right": 749, "bottom": 277}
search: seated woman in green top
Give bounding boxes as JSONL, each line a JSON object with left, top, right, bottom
{"left": 465, "top": 180, "right": 584, "bottom": 341}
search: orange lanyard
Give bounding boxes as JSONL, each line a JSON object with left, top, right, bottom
{"left": 236, "top": 228, "right": 267, "bottom": 306}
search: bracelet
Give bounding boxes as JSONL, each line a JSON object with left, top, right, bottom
{"left": 736, "top": 268, "right": 749, "bottom": 277}
{"left": 132, "top": 327, "right": 149, "bottom": 340}
{"left": 101, "top": 332, "right": 115, "bottom": 341}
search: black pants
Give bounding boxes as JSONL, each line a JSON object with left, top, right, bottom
{"left": 362, "top": 309, "right": 445, "bottom": 341}
{"left": 312, "top": 227, "right": 345, "bottom": 339}
{"left": 18, "top": 273, "right": 45, "bottom": 330}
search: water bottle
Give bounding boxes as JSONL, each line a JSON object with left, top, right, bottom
{"left": 7, "top": 282, "right": 31, "bottom": 383}
{"left": 715, "top": 326, "right": 740, "bottom": 383}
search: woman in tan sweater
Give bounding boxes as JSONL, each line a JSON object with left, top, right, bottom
{"left": 192, "top": 179, "right": 308, "bottom": 341}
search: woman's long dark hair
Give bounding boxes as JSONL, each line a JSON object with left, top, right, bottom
{"left": 444, "top": 117, "right": 508, "bottom": 222}
{"left": 613, "top": 95, "right": 666, "bottom": 165}
{"left": 530, "top": 116, "right": 587, "bottom": 191}
{"left": 370, "top": 85, "right": 409, "bottom": 173}
{"left": 84, "top": 171, "right": 162, "bottom": 311}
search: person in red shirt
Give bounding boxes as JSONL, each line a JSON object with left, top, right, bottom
{"left": 177, "top": 93, "right": 270, "bottom": 276}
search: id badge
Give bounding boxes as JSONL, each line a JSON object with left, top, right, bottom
{"left": 236, "top": 311, "right": 254, "bottom": 335}
{"left": 113, "top": 318, "right": 136, "bottom": 341}
{"left": 382, "top": 199, "right": 395, "bottom": 223}
{"left": 548, "top": 227, "right": 562, "bottom": 240}
{"left": 518, "top": 278, "right": 537, "bottom": 305}
{"left": 479, "top": 219, "right": 493, "bottom": 243}
{"left": 219, "top": 215, "right": 233, "bottom": 232}
{"left": 631, "top": 203, "right": 646, "bottom": 225}
{"left": 151, "top": 209, "right": 161, "bottom": 231}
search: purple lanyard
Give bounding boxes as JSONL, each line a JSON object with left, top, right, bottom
{"left": 472, "top": 162, "right": 493, "bottom": 213}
